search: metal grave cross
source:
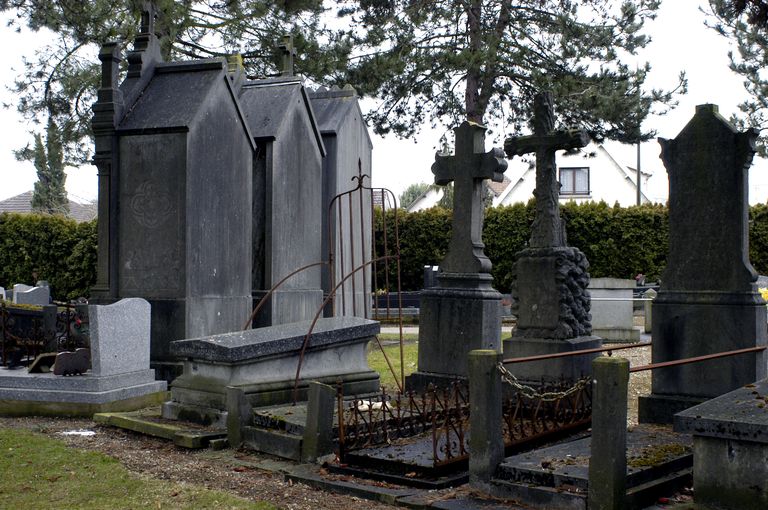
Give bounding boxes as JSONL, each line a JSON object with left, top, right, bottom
{"left": 432, "top": 121, "right": 507, "bottom": 274}
{"left": 504, "top": 92, "right": 589, "bottom": 248}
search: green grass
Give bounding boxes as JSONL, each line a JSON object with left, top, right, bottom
{"left": 0, "top": 428, "right": 275, "bottom": 510}
{"left": 367, "top": 334, "right": 418, "bottom": 390}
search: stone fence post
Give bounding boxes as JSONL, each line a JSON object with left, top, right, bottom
{"left": 468, "top": 349, "right": 504, "bottom": 491}
{"left": 642, "top": 288, "right": 656, "bottom": 334}
{"left": 588, "top": 356, "right": 629, "bottom": 510}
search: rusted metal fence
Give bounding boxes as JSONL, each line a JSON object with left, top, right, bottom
{"left": 0, "top": 302, "right": 89, "bottom": 368}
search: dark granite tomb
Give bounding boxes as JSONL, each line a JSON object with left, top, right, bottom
{"left": 639, "top": 104, "right": 768, "bottom": 423}
{"left": 239, "top": 76, "right": 326, "bottom": 327}
{"left": 309, "top": 85, "right": 373, "bottom": 318}
{"left": 90, "top": 6, "right": 254, "bottom": 378}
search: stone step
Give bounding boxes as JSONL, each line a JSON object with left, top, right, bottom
{"left": 94, "top": 408, "right": 226, "bottom": 449}
{"left": 241, "top": 425, "right": 303, "bottom": 461}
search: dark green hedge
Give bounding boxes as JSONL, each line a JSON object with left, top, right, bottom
{"left": 0, "top": 213, "right": 96, "bottom": 301}
{"left": 375, "top": 201, "right": 693, "bottom": 292}
{"left": 4, "top": 201, "right": 768, "bottom": 299}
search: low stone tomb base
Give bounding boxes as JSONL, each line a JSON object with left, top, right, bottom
{"left": 162, "top": 317, "right": 380, "bottom": 427}
{"left": 639, "top": 294, "right": 767, "bottom": 424}
{"left": 589, "top": 278, "right": 641, "bottom": 343}
{"left": 0, "top": 369, "right": 167, "bottom": 416}
{"left": 405, "top": 272, "right": 501, "bottom": 393}
{"left": 674, "top": 378, "right": 768, "bottom": 510}
{"left": 502, "top": 336, "right": 602, "bottom": 384}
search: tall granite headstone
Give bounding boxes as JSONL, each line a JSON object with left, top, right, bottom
{"left": 309, "top": 85, "right": 373, "bottom": 318}
{"left": 502, "top": 92, "right": 600, "bottom": 383}
{"left": 638, "top": 104, "right": 768, "bottom": 423}
{"left": 405, "top": 121, "right": 507, "bottom": 391}
{"left": 90, "top": 4, "right": 254, "bottom": 379}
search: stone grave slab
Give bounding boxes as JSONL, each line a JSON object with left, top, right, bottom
{"left": 492, "top": 424, "right": 692, "bottom": 508}
{"left": 675, "top": 378, "right": 768, "bottom": 509}
{"left": 162, "top": 317, "right": 380, "bottom": 427}
{"left": 0, "top": 298, "right": 166, "bottom": 416}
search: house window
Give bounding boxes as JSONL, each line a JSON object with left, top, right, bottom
{"left": 559, "top": 167, "right": 590, "bottom": 195}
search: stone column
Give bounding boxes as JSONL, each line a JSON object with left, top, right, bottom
{"left": 588, "top": 356, "right": 629, "bottom": 510}
{"left": 468, "top": 350, "right": 504, "bottom": 490}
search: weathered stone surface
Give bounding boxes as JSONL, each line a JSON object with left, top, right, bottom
{"left": 89, "top": 298, "right": 151, "bottom": 376}
{"left": 171, "top": 317, "right": 379, "bottom": 363}
{"left": 642, "top": 105, "right": 767, "bottom": 422}
{"left": 675, "top": 378, "right": 768, "bottom": 509}
{"left": 468, "top": 350, "right": 504, "bottom": 490}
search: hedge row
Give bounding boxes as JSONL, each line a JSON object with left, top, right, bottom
{"left": 376, "top": 201, "right": 768, "bottom": 293}
{"left": 3, "top": 202, "right": 768, "bottom": 299}
{"left": 0, "top": 213, "right": 96, "bottom": 301}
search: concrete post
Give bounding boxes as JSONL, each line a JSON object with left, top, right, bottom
{"left": 642, "top": 288, "right": 656, "bottom": 334}
{"left": 588, "top": 356, "right": 630, "bottom": 510}
{"left": 468, "top": 349, "right": 504, "bottom": 491}
{"left": 301, "top": 381, "right": 336, "bottom": 463}
{"left": 226, "top": 386, "right": 252, "bottom": 448}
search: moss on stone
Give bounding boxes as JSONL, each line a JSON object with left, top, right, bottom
{"left": 627, "top": 443, "right": 690, "bottom": 468}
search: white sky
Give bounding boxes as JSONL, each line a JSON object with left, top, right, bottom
{"left": 1, "top": 1, "right": 767, "bottom": 204}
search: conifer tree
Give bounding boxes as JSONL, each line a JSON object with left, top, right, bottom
{"left": 30, "top": 118, "right": 68, "bottom": 215}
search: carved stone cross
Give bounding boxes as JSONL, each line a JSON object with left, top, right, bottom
{"left": 504, "top": 92, "right": 589, "bottom": 248}
{"left": 278, "top": 35, "right": 296, "bottom": 77}
{"left": 432, "top": 121, "right": 507, "bottom": 274}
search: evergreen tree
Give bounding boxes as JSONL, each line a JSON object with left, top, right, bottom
{"left": 336, "top": 0, "right": 686, "bottom": 143}
{"left": 709, "top": 0, "right": 768, "bottom": 155}
{"left": 3, "top": 0, "right": 350, "bottom": 164}
{"left": 399, "top": 182, "right": 431, "bottom": 208}
{"left": 30, "top": 118, "right": 69, "bottom": 215}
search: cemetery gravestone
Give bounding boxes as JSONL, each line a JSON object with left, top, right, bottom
{"left": 589, "top": 278, "right": 640, "bottom": 342}
{"left": 639, "top": 104, "right": 768, "bottom": 423}
{"left": 90, "top": 6, "right": 254, "bottom": 379}
{"left": 12, "top": 284, "right": 50, "bottom": 306}
{"left": 405, "top": 121, "right": 507, "bottom": 391}
{"left": 503, "top": 92, "right": 600, "bottom": 382}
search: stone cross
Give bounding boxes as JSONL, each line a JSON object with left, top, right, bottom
{"left": 278, "top": 35, "right": 296, "bottom": 77}
{"left": 504, "top": 92, "right": 589, "bottom": 248}
{"left": 432, "top": 121, "right": 507, "bottom": 274}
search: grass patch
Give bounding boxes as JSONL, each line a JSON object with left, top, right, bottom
{"left": 0, "top": 428, "right": 275, "bottom": 509}
{"left": 368, "top": 334, "right": 418, "bottom": 390}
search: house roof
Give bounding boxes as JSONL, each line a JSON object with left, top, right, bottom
{"left": 487, "top": 176, "right": 512, "bottom": 197}
{"left": 0, "top": 191, "right": 97, "bottom": 223}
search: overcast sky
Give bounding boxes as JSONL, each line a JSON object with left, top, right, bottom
{"left": 1, "top": 1, "right": 767, "bottom": 205}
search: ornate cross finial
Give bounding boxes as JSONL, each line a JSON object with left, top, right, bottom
{"left": 140, "top": 1, "right": 157, "bottom": 35}
{"left": 504, "top": 92, "right": 589, "bottom": 248}
{"left": 278, "top": 34, "right": 296, "bottom": 77}
{"left": 431, "top": 121, "right": 507, "bottom": 274}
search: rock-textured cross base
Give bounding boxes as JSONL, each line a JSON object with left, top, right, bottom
{"left": 162, "top": 317, "right": 380, "bottom": 428}
{"left": 405, "top": 272, "right": 501, "bottom": 393}
{"left": 503, "top": 246, "right": 600, "bottom": 383}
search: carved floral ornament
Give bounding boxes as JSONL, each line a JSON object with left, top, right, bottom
{"left": 129, "top": 180, "right": 173, "bottom": 229}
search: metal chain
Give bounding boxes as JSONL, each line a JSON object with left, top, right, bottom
{"left": 497, "top": 362, "right": 590, "bottom": 402}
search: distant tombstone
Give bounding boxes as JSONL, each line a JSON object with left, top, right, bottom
{"left": 502, "top": 92, "right": 600, "bottom": 383}
{"left": 639, "top": 104, "right": 768, "bottom": 424}
{"left": 12, "top": 284, "right": 50, "bottom": 306}
{"left": 589, "top": 278, "right": 640, "bottom": 342}
{"left": 239, "top": 76, "right": 326, "bottom": 327}
{"left": 405, "top": 121, "right": 507, "bottom": 391}
{"left": 90, "top": 7, "right": 254, "bottom": 378}
{"left": 309, "top": 85, "right": 373, "bottom": 318}
{"left": 0, "top": 287, "right": 5, "bottom": 301}
{"left": 423, "top": 265, "right": 439, "bottom": 289}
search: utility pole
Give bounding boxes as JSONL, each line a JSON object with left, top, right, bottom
{"left": 636, "top": 140, "right": 641, "bottom": 206}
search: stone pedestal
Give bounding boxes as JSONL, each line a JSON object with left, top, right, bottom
{"left": 405, "top": 273, "right": 501, "bottom": 392}
{"left": 639, "top": 292, "right": 767, "bottom": 423}
{"left": 674, "top": 377, "right": 768, "bottom": 509}
{"left": 504, "top": 246, "right": 601, "bottom": 383}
